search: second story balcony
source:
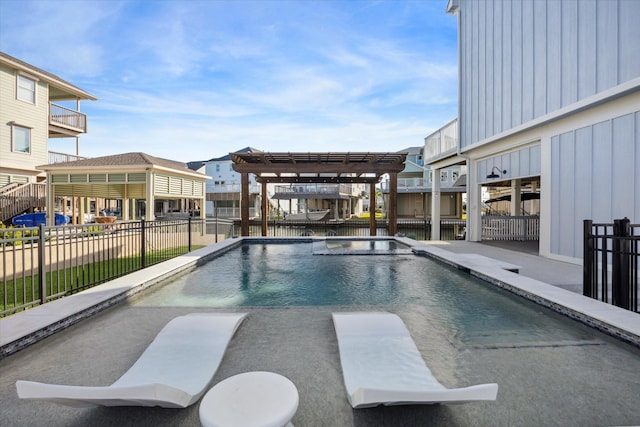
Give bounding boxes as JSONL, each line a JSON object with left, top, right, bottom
{"left": 272, "top": 183, "right": 359, "bottom": 200}
{"left": 425, "top": 118, "right": 458, "bottom": 163}
{"left": 49, "top": 103, "right": 87, "bottom": 137}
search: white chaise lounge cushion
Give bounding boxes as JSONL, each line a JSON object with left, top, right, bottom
{"left": 16, "top": 312, "right": 247, "bottom": 408}
{"left": 332, "top": 311, "right": 498, "bottom": 408}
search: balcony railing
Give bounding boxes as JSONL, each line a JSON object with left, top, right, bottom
{"left": 273, "top": 183, "right": 357, "bottom": 197}
{"left": 425, "top": 119, "right": 458, "bottom": 162}
{"left": 49, "top": 103, "right": 87, "bottom": 133}
{"left": 48, "top": 151, "right": 87, "bottom": 164}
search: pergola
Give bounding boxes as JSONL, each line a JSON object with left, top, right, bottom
{"left": 231, "top": 152, "right": 407, "bottom": 236}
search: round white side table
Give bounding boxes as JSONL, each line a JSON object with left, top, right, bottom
{"left": 199, "top": 371, "right": 299, "bottom": 427}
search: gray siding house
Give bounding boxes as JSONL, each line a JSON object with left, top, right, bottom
{"left": 427, "top": 0, "right": 640, "bottom": 263}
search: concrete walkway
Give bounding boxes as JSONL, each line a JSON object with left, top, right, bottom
{"left": 424, "top": 240, "right": 583, "bottom": 294}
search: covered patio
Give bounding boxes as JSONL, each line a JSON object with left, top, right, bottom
{"left": 38, "top": 153, "right": 208, "bottom": 224}
{"left": 230, "top": 152, "right": 407, "bottom": 236}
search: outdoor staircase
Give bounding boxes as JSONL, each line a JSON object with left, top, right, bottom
{"left": 0, "top": 182, "right": 46, "bottom": 223}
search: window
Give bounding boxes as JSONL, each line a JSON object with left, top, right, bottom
{"left": 17, "top": 74, "right": 36, "bottom": 104}
{"left": 215, "top": 164, "right": 220, "bottom": 172}
{"left": 452, "top": 171, "right": 459, "bottom": 181}
{"left": 428, "top": 171, "right": 433, "bottom": 182}
{"left": 440, "top": 171, "right": 448, "bottom": 182}
{"left": 12, "top": 124, "right": 31, "bottom": 154}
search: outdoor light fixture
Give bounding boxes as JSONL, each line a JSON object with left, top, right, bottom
{"left": 486, "top": 166, "right": 507, "bottom": 179}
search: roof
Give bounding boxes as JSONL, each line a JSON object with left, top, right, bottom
{"left": 231, "top": 152, "right": 407, "bottom": 184}
{"left": 205, "top": 146, "right": 262, "bottom": 162}
{"left": 397, "top": 147, "right": 423, "bottom": 156}
{"left": 38, "top": 152, "right": 206, "bottom": 178}
{"left": 0, "top": 51, "right": 97, "bottom": 101}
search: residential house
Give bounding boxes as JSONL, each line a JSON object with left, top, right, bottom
{"left": 190, "top": 147, "right": 262, "bottom": 218}
{"left": 427, "top": 0, "right": 639, "bottom": 262}
{"left": 0, "top": 52, "right": 96, "bottom": 223}
{"left": 381, "top": 139, "right": 464, "bottom": 220}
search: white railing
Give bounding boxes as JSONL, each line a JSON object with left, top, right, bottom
{"left": 482, "top": 215, "right": 540, "bottom": 241}
{"left": 425, "top": 119, "right": 458, "bottom": 161}
{"left": 48, "top": 151, "right": 87, "bottom": 164}
{"left": 49, "top": 103, "right": 87, "bottom": 132}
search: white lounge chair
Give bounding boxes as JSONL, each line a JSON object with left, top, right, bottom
{"left": 332, "top": 311, "right": 498, "bottom": 408}
{"left": 16, "top": 312, "right": 247, "bottom": 408}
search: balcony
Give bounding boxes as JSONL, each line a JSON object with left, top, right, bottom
{"left": 48, "top": 151, "right": 87, "bottom": 164}
{"left": 424, "top": 118, "right": 458, "bottom": 163}
{"left": 272, "top": 183, "right": 357, "bottom": 200}
{"left": 49, "top": 103, "right": 87, "bottom": 137}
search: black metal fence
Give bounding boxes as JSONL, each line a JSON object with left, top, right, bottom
{"left": 583, "top": 218, "right": 639, "bottom": 312}
{"left": 234, "top": 218, "right": 467, "bottom": 240}
{"left": 0, "top": 218, "right": 235, "bottom": 317}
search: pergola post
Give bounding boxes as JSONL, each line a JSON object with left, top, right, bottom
{"left": 261, "top": 181, "right": 268, "bottom": 236}
{"left": 369, "top": 182, "right": 377, "bottom": 236}
{"left": 241, "top": 172, "right": 249, "bottom": 236}
{"left": 388, "top": 172, "right": 398, "bottom": 236}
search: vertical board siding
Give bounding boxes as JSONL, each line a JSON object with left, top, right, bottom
{"left": 458, "top": 0, "right": 640, "bottom": 149}
{"left": 550, "top": 113, "right": 639, "bottom": 259}
{"left": 476, "top": 145, "right": 541, "bottom": 184}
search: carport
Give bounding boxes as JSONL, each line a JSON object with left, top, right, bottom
{"left": 38, "top": 152, "right": 208, "bottom": 224}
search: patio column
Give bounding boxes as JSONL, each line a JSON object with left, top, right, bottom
{"left": 369, "top": 182, "right": 376, "bottom": 236}
{"left": 388, "top": 172, "right": 398, "bottom": 236}
{"left": 431, "top": 167, "right": 441, "bottom": 240}
{"left": 146, "top": 171, "right": 155, "bottom": 220}
{"left": 46, "top": 174, "right": 54, "bottom": 226}
{"left": 466, "top": 160, "right": 482, "bottom": 241}
{"left": 241, "top": 172, "right": 249, "bottom": 236}
{"left": 261, "top": 181, "right": 268, "bottom": 236}
{"left": 511, "top": 179, "right": 521, "bottom": 216}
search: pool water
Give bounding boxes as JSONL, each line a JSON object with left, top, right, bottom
{"left": 133, "top": 242, "right": 599, "bottom": 349}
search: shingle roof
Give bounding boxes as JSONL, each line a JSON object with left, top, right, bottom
{"left": 205, "top": 146, "right": 262, "bottom": 162}
{"left": 39, "top": 152, "right": 196, "bottom": 174}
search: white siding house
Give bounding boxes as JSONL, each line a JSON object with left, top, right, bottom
{"left": 427, "top": 0, "right": 640, "bottom": 263}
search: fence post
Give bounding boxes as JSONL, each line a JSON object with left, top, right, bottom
{"left": 188, "top": 217, "right": 192, "bottom": 252}
{"left": 583, "top": 220, "right": 594, "bottom": 298}
{"left": 141, "top": 219, "right": 146, "bottom": 269}
{"left": 612, "top": 217, "right": 631, "bottom": 309}
{"left": 38, "top": 224, "right": 46, "bottom": 305}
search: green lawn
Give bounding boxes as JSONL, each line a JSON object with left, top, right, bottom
{"left": 1, "top": 245, "right": 204, "bottom": 316}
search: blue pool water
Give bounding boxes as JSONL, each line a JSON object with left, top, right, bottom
{"left": 133, "top": 241, "right": 598, "bottom": 348}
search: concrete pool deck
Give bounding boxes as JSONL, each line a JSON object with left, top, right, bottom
{"left": 1, "top": 237, "right": 639, "bottom": 426}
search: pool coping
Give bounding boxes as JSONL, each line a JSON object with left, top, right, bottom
{"left": 1, "top": 236, "right": 638, "bottom": 358}
{"left": 404, "top": 238, "right": 640, "bottom": 348}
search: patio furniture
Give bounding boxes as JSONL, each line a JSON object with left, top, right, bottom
{"left": 16, "top": 312, "right": 247, "bottom": 408}
{"left": 199, "top": 371, "right": 298, "bottom": 427}
{"left": 332, "top": 311, "right": 498, "bottom": 408}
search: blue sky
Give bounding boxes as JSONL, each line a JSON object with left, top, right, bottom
{"left": 0, "top": 0, "right": 458, "bottom": 163}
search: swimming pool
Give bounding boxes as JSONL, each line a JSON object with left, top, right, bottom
{"left": 133, "top": 241, "right": 601, "bottom": 349}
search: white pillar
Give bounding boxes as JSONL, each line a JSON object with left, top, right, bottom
{"left": 466, "top": 160, "right": 482, "bottom": 241}
{"left": 431, "top": 168, "right": 441, "bottom": 240}
{"left": 511, "top": 179, "right": 521, "bottom": 216}
{"left": 146, "top": 171, "right": 155, "bottom": 220}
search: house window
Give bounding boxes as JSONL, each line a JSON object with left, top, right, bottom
{"left": 215, "top": 164, "right": 220, "bottom": 172}
{"left": 440, "top": 171, "right": 448, "bottom": 182}
{"left": 452, "top": 171, "right": 459, "bottom": 181}
{"left": 17, "top": 74, "right": 36, "bottom": 104}
{"left": 12, "top": 124, "right": 31, "bottom": 154}
{"left": 428, "top": 171, "right": 433, "bottom": 182}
